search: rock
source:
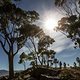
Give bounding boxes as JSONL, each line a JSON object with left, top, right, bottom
{"left": 27, "top": 77, "right": 37, "bottom": 80}
{"left": 40, "top": 74, "right": 61, "bottom": 80}
{"left": 0, "top": 76, "right": 8, "bottom": 80}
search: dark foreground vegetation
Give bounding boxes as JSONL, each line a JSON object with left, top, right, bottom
{"left": 1, "top": 0, "right": 80, "bottom": 80}
{"left": 0, "top": 66, "right": 80, "bottom": 80}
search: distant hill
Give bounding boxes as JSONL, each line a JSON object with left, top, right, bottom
{"left": 0, "top": 70, "right": 8, "bottom": 77}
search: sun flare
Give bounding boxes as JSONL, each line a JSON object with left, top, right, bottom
{"left": 43, "top": 16, "right": 58, "bottom": 31}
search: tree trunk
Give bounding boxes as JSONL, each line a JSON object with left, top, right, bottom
{"left": 23, "top": 61, "right": 26, "bottom": 70}
{"left": 8, "top": 54, "right": 14, "bottom": 80}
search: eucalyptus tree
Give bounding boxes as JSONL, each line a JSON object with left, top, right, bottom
{"left": 39, "top": 49, "right": 56, "bottom": 67}
{"left": 37, "top": 36, "right": 56, "bottom": 67}
{"left": 18, "top": 52, "right": 28, "bottom": 70}
{"left": 54, "top": 0, "right": 80, "bottom": 48}
{"left": 24, "top": 35, "right": 56, "bottom": 67}
{"left": 0, "top": 0, "right": 42, "bottom": 79}
{"left": 18, "top": 52, "right": 34, "bottom": 70}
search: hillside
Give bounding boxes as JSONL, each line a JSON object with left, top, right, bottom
{"left": 1, "top": 67, "right": 80, "bottom": 80}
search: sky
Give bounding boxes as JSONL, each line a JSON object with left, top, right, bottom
{"left": 0, "top": 0, "right": 80, "bottom": 70}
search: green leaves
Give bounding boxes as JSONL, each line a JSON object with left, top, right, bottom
{"left": 27, "top": 10, "right": 39, "bottom": 22}
{"left": 68, "top": 15, "right": 77, "bottom": 23}
{"left": 19, "top": 52, "right": 34, "bottom": 64}
{"left": 55, "top": 0, "right": 80, "bottom": 48}
{"left": 38, "top": 36, "right": 55, "bottom": 48}
{"left": 57, "top": 14, "right": 80, "bottom": 48}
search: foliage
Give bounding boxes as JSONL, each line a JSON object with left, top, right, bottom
{"left": 0, "top": 0, "right": 41, "bottom": 79}
{"left": 21, "top": 28, "right": 56, "bottom": 68}
{"left": 54, "top": 0, "right": 80, "bottom": 48}
{"left": 19, "top": 52, "right": 34, "bottom": 69}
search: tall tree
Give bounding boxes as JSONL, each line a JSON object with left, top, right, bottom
{"left": 24, "top": 35, "right": 56, "bottom": 67}
{"left": 0, "top": 0, "right": 41, "bottom": 79}
{"left": 39, "top": 49, "right": 56, "bottom": 67}
{"left": 54, "top": 0, "right": 80, "bottom": 48}
{"left": 37, "top": 36, "right": 55, "bottom": 67}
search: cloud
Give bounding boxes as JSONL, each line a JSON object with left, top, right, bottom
{"left": 48, "top": 31, "right": 74, "bottom": 53}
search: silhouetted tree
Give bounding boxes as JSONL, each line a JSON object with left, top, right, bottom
{"left": 38, "top": 36, "right": 55, "bottom": 67}
{"left": 19, "top": 52, "right": 34, "bottom": 69}
{"left": 40, "top": 49, "right": 56, "bottom": 67}
{"left": 54, "top": 0, "right": 80, "bottom": 48}
{"left": 19, "top": 52, "right": 28, "bottom": 70}
{"left": 59, "top": 61, "right": 62, "bottom": 69}
{"left": 24, "top": 35, "right": 56, "bottom": 67}
{"left": 76, "top": 57, "right": 80, "bottom": 67}
{"left": 0, "top": 0, "right": 42, "bottom": 79}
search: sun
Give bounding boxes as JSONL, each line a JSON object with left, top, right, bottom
{"left": 43, "top": 15, "right": 58, "bottom": 31}
{"left": 44, "top": 18, "right": 57, "bottom": 31}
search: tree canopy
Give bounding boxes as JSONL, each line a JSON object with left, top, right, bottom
{"left": 55, "top": 0, "right": 80, "bottom": 48}
{"left": 0, "top": 0, "right": 44, "bottom": 79}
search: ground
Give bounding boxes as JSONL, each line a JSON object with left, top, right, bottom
{"left": 0, "top": 67, "right": 80, "bottom": 80}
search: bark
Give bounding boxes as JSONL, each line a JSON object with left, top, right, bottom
{"left": 8, "top": 53, "right": 14, "bottom": 80}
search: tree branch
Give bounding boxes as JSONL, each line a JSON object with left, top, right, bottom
{"left": 73, "top": 0, "right": 80, "bottom": 15}
{"left": 0, "top": 40, "right": 9, "bottom": 55}
{"left": 25, "top": 45, "right": 32, "bottom": 53}
{"left": 29, "top": 37, "right": 37, "bottom": 52}
{"left": 0, "top": 34, "right": 5, "bottom": 39}
{"left": 62, "top": 6, "right": 71, "bottom": 16}
{"left": 65, "top": 3, "right": 73, "bottom": 15}
{"left": 14, "top": 49, "right": 19, "bottom": 56}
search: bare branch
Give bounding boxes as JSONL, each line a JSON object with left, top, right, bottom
{"left": 0, "top": 40, "right": 9, "bottom": 55}
{"left": 62, "top": 6, "right": 71, "bottom": 16}
{"left": 14, "top": 49, "right": 18, "bottom": 56}
{"left": 25, "top": 45, "right": 32, "bottom": 53}
{"left": 65, "top": 3, "right": 73, "bottom": 15}
{"left": 0, "top": 34, "right": 5, "bottom": 39}
{"left": 29, "top": 37, "right": 37, "bottom": 52}
{"left": 73, "top": 0, "right": 80, "bottom": 15}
